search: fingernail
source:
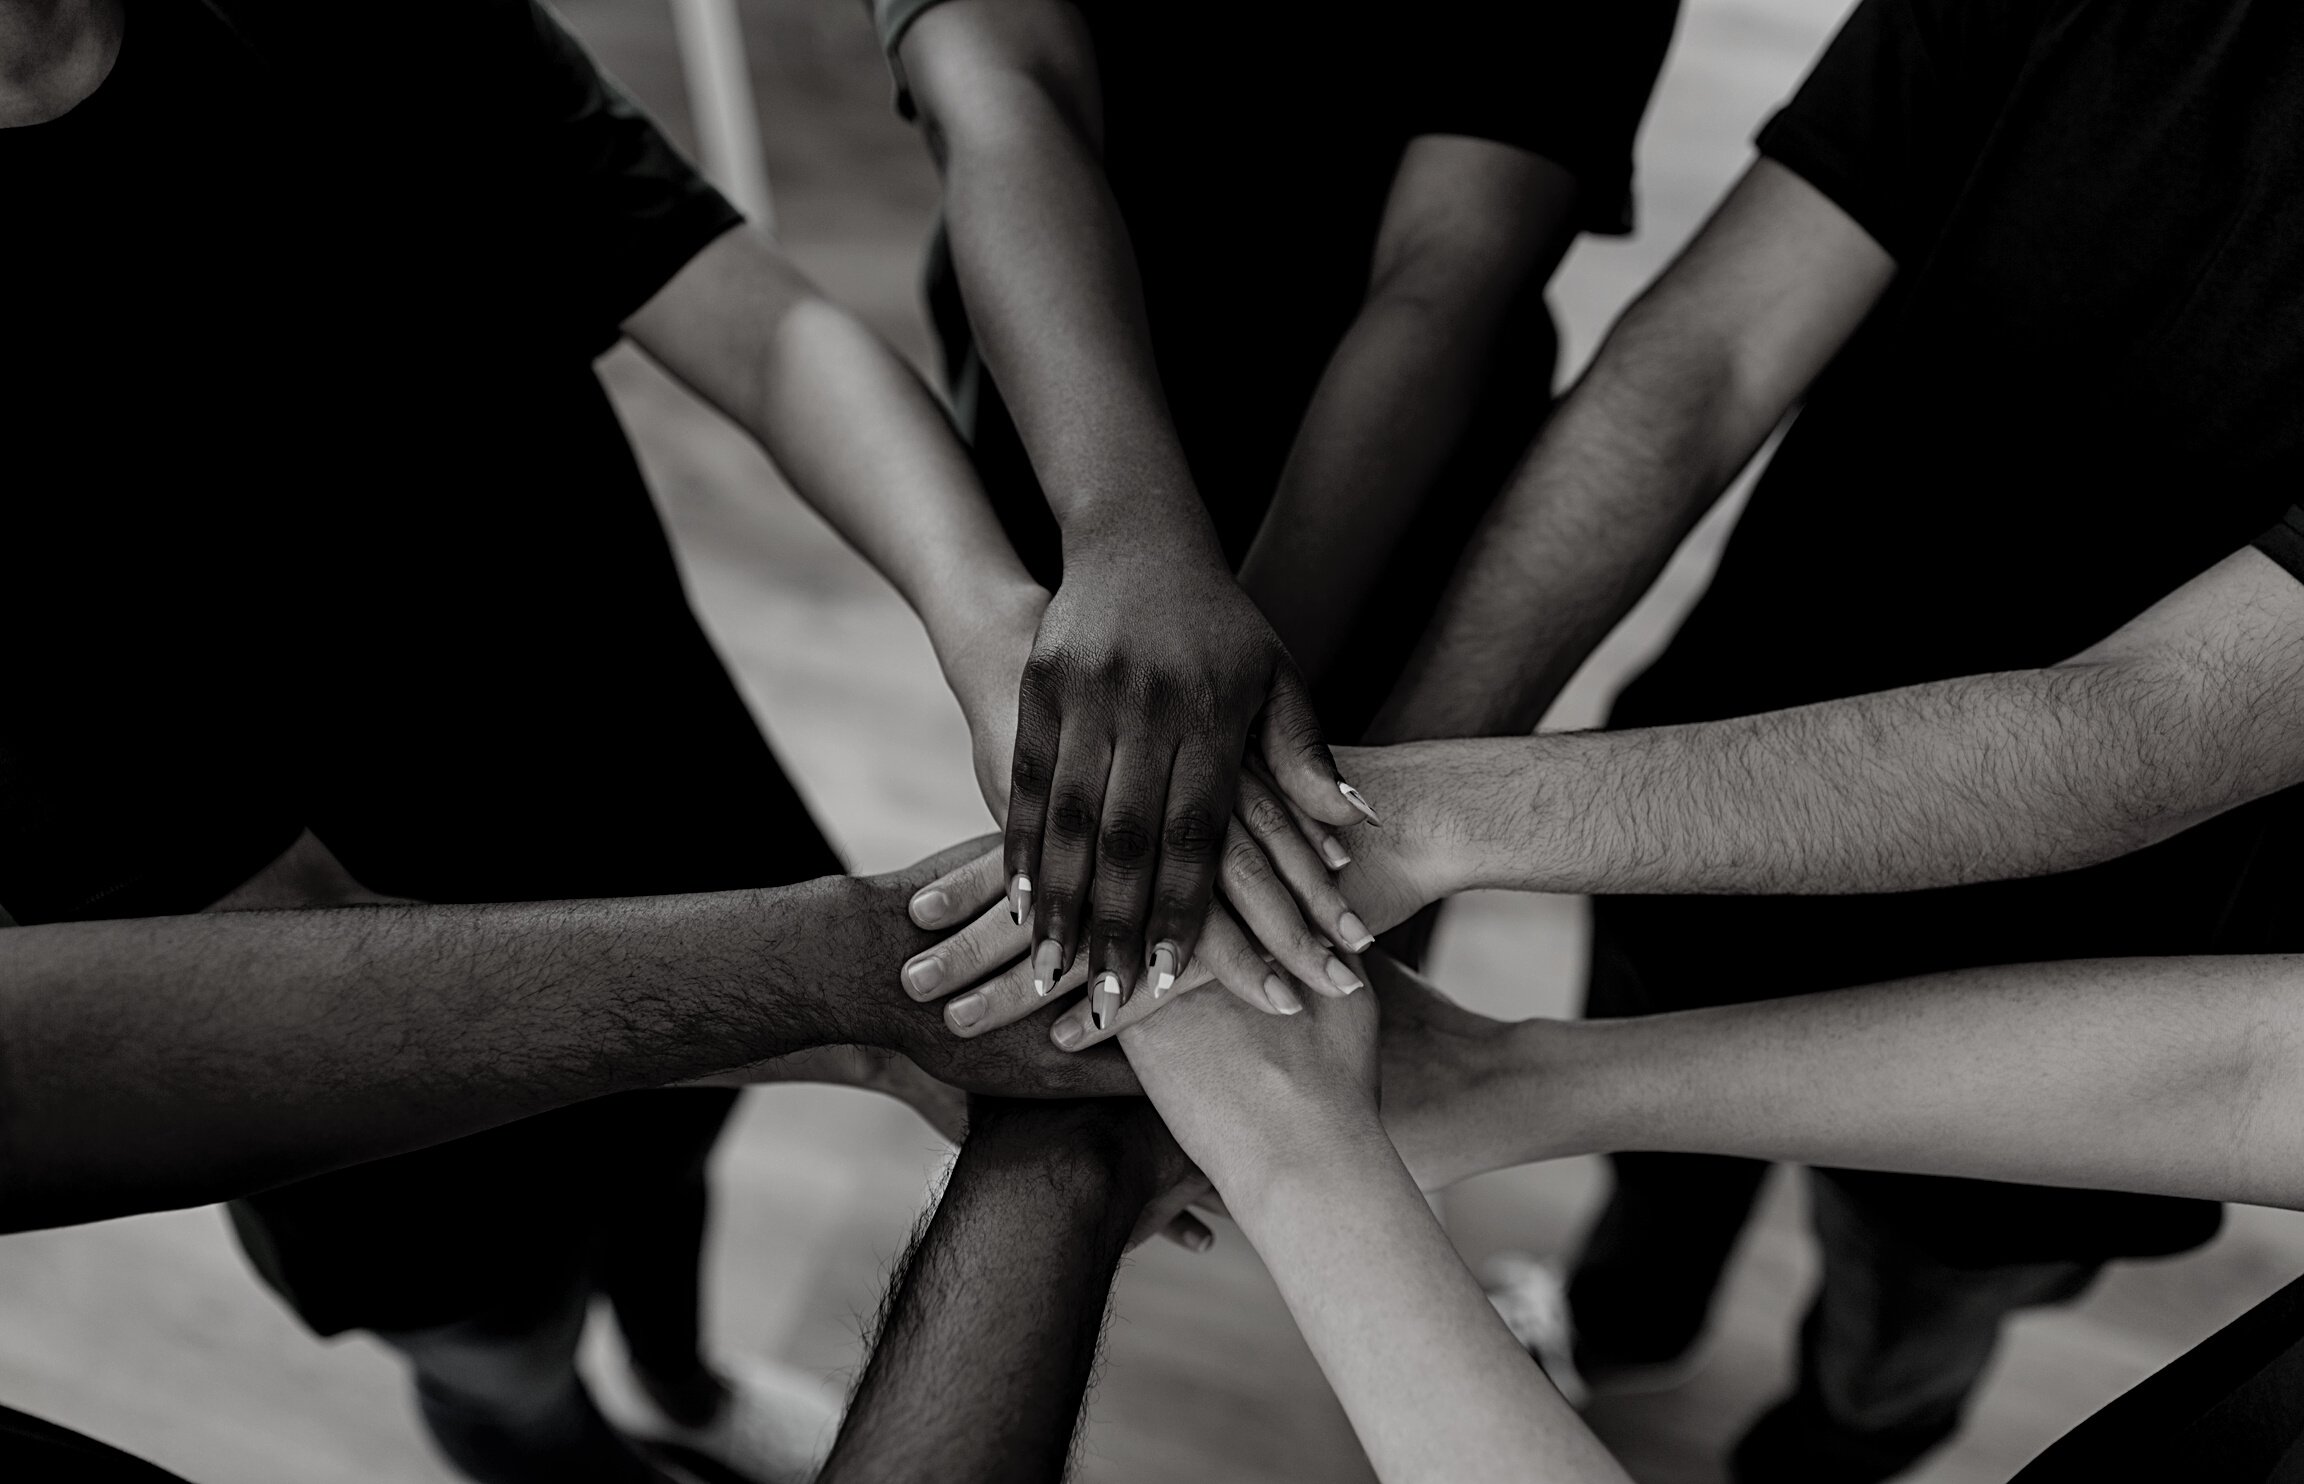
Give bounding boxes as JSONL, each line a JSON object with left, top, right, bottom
{"left": 1092, "top": 971, "right": 1122, "bottom": 1031}
{"left": 948, "top": 991, "right": 987, "bottom": 1030}
{"left": 1053, "top": 1015, "right": 1085, "bottom": 1050}
{"left": 1009, "top": 874, "right": 1032, "bottom": 926}
{"left": 1185, "top": 1226, "right": 1214, "bottom": 1253}
{"left": 1319, "top": 835, "right": 1353, "bottom": 870}
{"left": 1324, "top": 957, "right": 1363, "bottom": 994}
{"left": 910, "top": 886, "right": 950, "bottom": 924}
{"left": 1151, "top": 941, "right": 1179, "bottom": 997}
{"left": 1033, "top": 938, "right": 1063, "bottom": 997}
{"left": 1264, "top": 973, "right": 1304, "bottom": 1014}
{"left": 1338, "top": 912, "right": 1374, "bottom": 953}
{"left": 1337, "top": 779, "right": 1382, "bottom": 827}
{"left": 903, "top": 955, "right": 945, "bottom": 998}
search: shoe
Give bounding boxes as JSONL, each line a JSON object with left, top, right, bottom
{"left": 1480, "top": 1252, "right": 1711, "bottom": 1404}
{"left": 598, "top": 1352, "right": 842, "bottom": 1484}
{"left": 1481, "top": 1253, "right": 1591, "bottom": 1407}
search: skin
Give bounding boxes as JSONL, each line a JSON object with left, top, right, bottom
{"left": 817, "top": 1097, "right": 1201, "bottom": 1484}
{"left": 1239, "top": 136, "right": 1585, "bottom": 687}
{"left": 1368, "top": 158, "right": 1896, "bottom": 743}
{"left": 0, "top": 0, "right": 116, "bottom": 126}
{"left": 1121, "top": 973, "right": 1630, "bottom": 1484}
{"left": 896, "top": 0, "right": 1367, "bottom": 1007}
{"left": 0, "top": 839, "right": 1137, "bottom": 1233}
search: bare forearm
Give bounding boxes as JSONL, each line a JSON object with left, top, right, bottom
{"left": 821, "top": 1103, "right": 1150, "bottom": 1484}
{"left": 1412, "top": 645, "right": 2298, "bottom": 897}
{"left": 1369, "top": 302, "right": 1758, "bottom": 741}
{"left": 934, "top": 91, "right": 1220, "bottom": 559}
{"left": 750, "top": 296, "right": 1047, "bottom": 700}
{"left": 1503, "top": 956, "right": 2304, "bottom": 1211}
{"left": 0, "top": 882, "right": 862, "bottom": 1228}
{"left": 1242, "top": 294, "right": 1515, "bottom": 685}
{"left": 1230, "top": 1129, "right": 1627, "bottom": 1484}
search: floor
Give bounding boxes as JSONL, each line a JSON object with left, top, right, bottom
{"left": 6, "top": 2, "right": 2300, "bottom": 1482}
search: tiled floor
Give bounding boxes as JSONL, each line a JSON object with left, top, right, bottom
{"left": 6, "top": 3, "right": 2299, "bottom": 1482}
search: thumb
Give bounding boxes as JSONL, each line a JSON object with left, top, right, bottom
{"left": 1256, "top": 664, "right": 1372, "bottom": 829}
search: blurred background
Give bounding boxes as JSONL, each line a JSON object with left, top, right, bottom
{"left": 5, "top": 2, "right": 2301, "bottom": 1481}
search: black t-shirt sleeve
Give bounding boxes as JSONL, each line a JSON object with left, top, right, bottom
{"left": 1755, "top": 0, "right": 2052, "bottom": 262}
{"left": 2253, "top": 507, "right": 2304, "bottom": 586}
{"left": 477, "top": 3, "right": 744, "bottom": 353}
{"left": 1403, "top": 1, "right": 1678, "bottom": 236}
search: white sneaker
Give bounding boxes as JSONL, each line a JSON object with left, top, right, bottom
{"left": 1480, "top": 1253, "right": 1591, "bottom": 1408}
{"left": 600, "top": 1353, "right": 843, "bottom": 1484}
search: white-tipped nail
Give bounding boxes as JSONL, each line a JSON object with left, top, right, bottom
{"left": 1337, "top": 780, "right": 1381, "bottom": 827}
{"left": 1319, "top": 836, "right": 1353, "bottom": 870}
{"left": 1034, "top": 938, "right": 1063, "bottom": 997}
{"left": 1092, "top": 972, "right": 1123, "bottom": 1030}
{"left": 1339, "top": 912, "right": 1375, "bottom": 952}
{"left": 1151, "top": 942, "right": 1179, "bottom": 997}
{"left": 1009, "top": 874, "right": 1033, "bottom": 925}
{"left": 1264, "top": 973, "right": 1304, "bottom": 1015}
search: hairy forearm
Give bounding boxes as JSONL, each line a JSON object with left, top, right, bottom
{"left": 821, "top": 1104, "right": 1150, "bottom": 1484}
{"left": 933, "top": 89, "right": 1220, "bottom": 560}
{"left": 1368, "top": 300, "right": 1762, "bottom": 742}
{"left": 0, "top": 881, "right": 864, "bottom": 1228}
{"left": 1242, "top": 291, "right": 1517, "bottom": 685}
{"left": 1407, "top": 641, "right": 2297, "bottom": 897}
{"left": 1229, "top": 1127, "right": 1627, "bottom": 1484}
{"left": 1493, "top": 956, "right": 2304, "bottom": 1211}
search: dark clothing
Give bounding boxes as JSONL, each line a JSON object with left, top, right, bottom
{"left": 2013, "top": 1272, "right": 2304, "bottom": 1483}
{"left": 5, "top": 0, "right": 839, "bottom": 1344}
{"left": 879, "top": 0, "right": 1677, "bottom": 737}
{"left": 0, "top": 1406, "right": 189, "bottom": 1484}
{"left": 1577, "top": 0, "right": 2304, "bottom": 1472}
{"left": 1603, "top": 0, "right": 2304, "bottom": 1278}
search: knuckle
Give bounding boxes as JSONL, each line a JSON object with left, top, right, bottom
{"left": 1009, "top": 746, "right": 1056, "bottom": 800}
{"left": 1222, "top": 833, "right": 1274, "bottom": 885}
{"left": 1161, "top": 807, "right": 1224, "bottom": 864}
{"left": 1048, "top": 783, "right": 1103, "bottom": 843}
{"left": 1241, "top": 792, "right": 1293, "bottom": 840}
{"left": 1098, "top": 812, "right": 1157, "bottom": 872}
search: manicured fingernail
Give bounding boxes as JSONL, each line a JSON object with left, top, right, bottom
{"left": 1324, "top": 957, "right": 1363, "bottom": 994}
{"left": 1053, "top": 1015, "right": 1085, "bottom": 1049}
{"left": 903, "top": 955, "right": 945, "bottom": 998}
{"left": 1319, "top": 835, "right": 1353, "bottom": 869}
{"left": 1337, "top": 779, "right": 1381, "bottom": 826}
{"left": 1338, "top": 912, "right": 1374, "bottom": 952}
{"left": 948, "top": 991, "right": 987, "bottom": 1030}
{"left": 1185, "top": 1226, "right": 1214, "bottom": 1253}
{"left": 1151, "top": 941, "right": 1179, "bottom": 997}
{"left": 1264, "top": 974, "right": 1304, "bottom": 1014}
{"left": 910, "top": 886, "right": 950, "bottom": 924}
{"left": 1092, "top": 971, "right": 1123, "bottom": 1030}
{"left": 1033, "top": 938, "right": 1063, "bottom": 997}
{"left": 1009, "top": 874, "right": 1032, "bottom": 926}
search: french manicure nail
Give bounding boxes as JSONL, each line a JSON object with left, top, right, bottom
{"left": 1151, "top": 941, "right": 1179, "bottom": 997}
{"left": 1319, "top": 835, "right": 1353, "bottom": 870}
{"left": 1033, "top": 938, "right": 1063, "bottom": 997}
{"left": 910, "top": 887, "right": 950, "bottom": 924}
{"left": 1053, "top": 1015, "right": 1085, "bottom": 1050}
{"left": 1092, "top": 971, "right": 1122, "bottom": 1031}
{"left": 1338, "top": 912, "right": 1374, "bottom": 953}
{"left": 903, "top": 955, "right": 945, "bottom": 998}
{"left": 1009, "top": 874, "right": 1032, "bottom": 926}
{"left": 1264, "top": 973, "right": 1304, "bottom": 1015}
{"left": 948, "top": 991, "right": 988, "bottom": 1030}
{"left": 1337, "top": 779, "right": 1382, "bottom": 826}
{"left": 1324, "top": 957, "right": 1364, "bottom": 994}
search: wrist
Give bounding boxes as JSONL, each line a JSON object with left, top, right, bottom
{"left": 964, "top": 1098, "right": 1160, "bottom": 1215}
{"left": 1217, "top": 1110, "right": 1398, "bottom": 1225}
{"left": 1059, "top": 497, "right": 1228, "bottom": 574}
{"left": 930, "top": 578, "right": 1044, "bottom": 715}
